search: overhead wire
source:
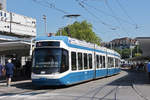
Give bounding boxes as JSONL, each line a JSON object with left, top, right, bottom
{"left": 104, "top": 0, "right": 129, "bottom": 37}
{"left": 115, "top": 0, "right": 138, "bottom": 29}
{"left": 81, "top": 1, "right": 137, "bottom": 26}
{"left": 75, "top": 0, "right": 119, "bottom": 31}
{"left": 32, "top": 0, "right": 68, "bottom": 14}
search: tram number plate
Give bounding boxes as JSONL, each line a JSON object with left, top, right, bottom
{"left": 41, "top": 71, "right": 46, "bottom": 74}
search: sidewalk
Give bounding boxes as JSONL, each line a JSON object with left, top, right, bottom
{"left": 0, "top": 75, "right": 31, "bottom": 87}
{"left": 0, "top": 79, "right": 32, "bottom": 86}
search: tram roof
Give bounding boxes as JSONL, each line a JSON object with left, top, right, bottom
{"left": 36, "top": 36, "right": 120, "bottom": 57}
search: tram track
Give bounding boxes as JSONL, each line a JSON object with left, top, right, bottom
{"left": 74, "top": 83, "right": 120, "bottom": 100}
{"left": 131, "top": 83, "right": 149, "bottom": 100}
{"left": 74, "top": 77, "right": 149, "bottom": 100}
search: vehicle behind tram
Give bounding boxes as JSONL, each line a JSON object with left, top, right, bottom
{"left": 31, "top": 36, "right": 121, "bottom": 86}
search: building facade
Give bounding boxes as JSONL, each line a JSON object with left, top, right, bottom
{"left": 0, "top": 10, "right": 36, "bottom": 37}
{"left": 0, "top": 9, "right": 36, "bottom": 66}
{"left": 136, "top": 37, "right": 150, "bottom": 57}
{"left": 102, "top": 37, "right": 137, "bottom": 49}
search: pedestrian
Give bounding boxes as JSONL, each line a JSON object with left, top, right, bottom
{"left": 5, "top": 59, "right": 14, "bottom": 87}
{"left": 146, "top": 61, "right": 150, "bottom": 79}
{"left": 136, "top": 63, "right": 140, "bottom": 71}
{"left": 0, "top": 64, "right": 3, "bottom": 76}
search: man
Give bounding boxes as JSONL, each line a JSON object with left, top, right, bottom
{"left": 5, "top": 59, "right": 14, "bottom": 87}
{"left": 0, "top": 64, "right": 3, "bottom": 76}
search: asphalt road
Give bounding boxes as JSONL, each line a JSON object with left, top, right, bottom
{"left": 0, "top": 69, "right": 150, "bottom": 100}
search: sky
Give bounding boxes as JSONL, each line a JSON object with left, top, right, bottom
{"left": 7, "top": 0, "right": 150, "bottom": 42}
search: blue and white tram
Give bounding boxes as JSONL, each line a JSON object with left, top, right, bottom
{"left": 31, "top": 36, "right": 121, "bottom": 86}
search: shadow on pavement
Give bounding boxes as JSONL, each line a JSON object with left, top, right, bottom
{"left": 109, "top": 69, "right": 150, "bottom": 86}
{"left": 11, "top": 81, "right": 67, "bottom": 90}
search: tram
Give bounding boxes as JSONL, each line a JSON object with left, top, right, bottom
{"left": 31, "top": 36, "right": 121, "bottom": 86}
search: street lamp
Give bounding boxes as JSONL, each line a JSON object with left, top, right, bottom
{"left": 43, "top": 14, "right": 47, "bottom": 35}
{"left": 63, "top": 14, "right": 81, "bottom": 36}
{"left": 130, "top": 45, "right": 134, "bottom": 58}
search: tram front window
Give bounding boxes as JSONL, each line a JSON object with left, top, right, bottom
{"left": 32, "top": 48, "right": 69, "bottom": 74}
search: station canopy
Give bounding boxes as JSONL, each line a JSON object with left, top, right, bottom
{"left": 0, "top": 36, "right": 32, "bottom": 56}
{"left": 0, "top": 41, "right": 30, "bottom": 52}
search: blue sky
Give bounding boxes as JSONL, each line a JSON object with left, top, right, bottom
{"left": 7, "top": 0, "right": 150, "bottom": 41}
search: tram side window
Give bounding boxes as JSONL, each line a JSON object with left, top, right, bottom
{"left": 71, "top": 52, "right": 77, "bottom": 71}
{"left": 111, "top": 58, "right": 114, "bottom": 68}
{"left": 118, "top": 60, "right": 121, "bottom": 67}
{"left": 115, "top": 58, "right": 118, "bottom": 67}
{"left": 96, "top": 55, "right": 100, "bottom": 68}
{"left": 60, "top": 50, "right": 69, "bottom": 73}
{"left": 108, "top": 57, "right": 114, "bottom": 68}
{"left": 115, "top": 58, "right": 120, "bottom": 68}
{"left": 84, "top": 53, "right": 88, "bottom": 69}
{"left": 88, "top": 54, "right": 92, "bottom": 69}
{"left": 100, "top": 56, "right": 103, "bottom": 68}
{"left": 102, "top": 56, "right": 105, "bottom": 68}
{"left": 78, "top": 53, "right": 83, "bottom": 70}
{"left": 108, "top": 57, "right": 110, "bottom": 68}
{"left": 108, "top": 57, "right": 112, "bottom": 68}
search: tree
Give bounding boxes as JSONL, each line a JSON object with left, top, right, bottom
{"left": 121, "top": 48, "right": 130, "bottom": 59}
{"left": 132, "top": 45, "right": 142, "bottom": 57}
{"left": 113, "top": 45, "right": 143, "bottom": 59}
{"left": 0, "top": 3, "right": 2, "bottom": 10}
{"left": 56, "top": 20, "right": 101, "bottom": 45}
{"left": 114, "top": 48, "right": 130, "bottom": 59}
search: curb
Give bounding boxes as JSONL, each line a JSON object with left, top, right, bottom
{"left": 0, "top": 80, "right": 32, "bottom": 86}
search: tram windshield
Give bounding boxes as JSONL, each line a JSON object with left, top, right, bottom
{"left": 32, "top": 48, "right": 69, "bottom": 74}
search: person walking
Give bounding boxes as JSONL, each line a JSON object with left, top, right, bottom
{"left": 0, "top": 64, "right": 3, "bottom": 77}
{"left": 5, "top": 59, "right": 14, "bottom": 87}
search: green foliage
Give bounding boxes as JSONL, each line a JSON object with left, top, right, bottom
{"left": 121, "top": 48, "right": 130, "bottom": 59}
{"left": 56, "top": 20, "right": 101, "bottom": 45}
{"left": 134, "top": 53, "right": 142, "bottom": 57}
{"left": 113, "top": 45, "right": 143, "bottom": 59}
{"left": 132, "top": 45, "right": 143, "bottom": 55}
{"left": 114, "top": 48, "right": 122, "bottom": 54}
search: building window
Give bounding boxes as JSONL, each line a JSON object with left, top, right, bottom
{"left": 0, "top": 12, "right": 2, "bottom": 16}
{"left": 71, "top": 52, "right": 77, "bottom": 71}
{"left": 4, "top": 13, "right": 6, "bottom": 17}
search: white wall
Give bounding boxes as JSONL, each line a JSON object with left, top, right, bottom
{"left": 0, "top": 10, "right": 36, "bottom": 37}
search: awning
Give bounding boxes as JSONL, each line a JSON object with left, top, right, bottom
{"left": 0, "top": 41, "right": 31, "bottom": 52}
